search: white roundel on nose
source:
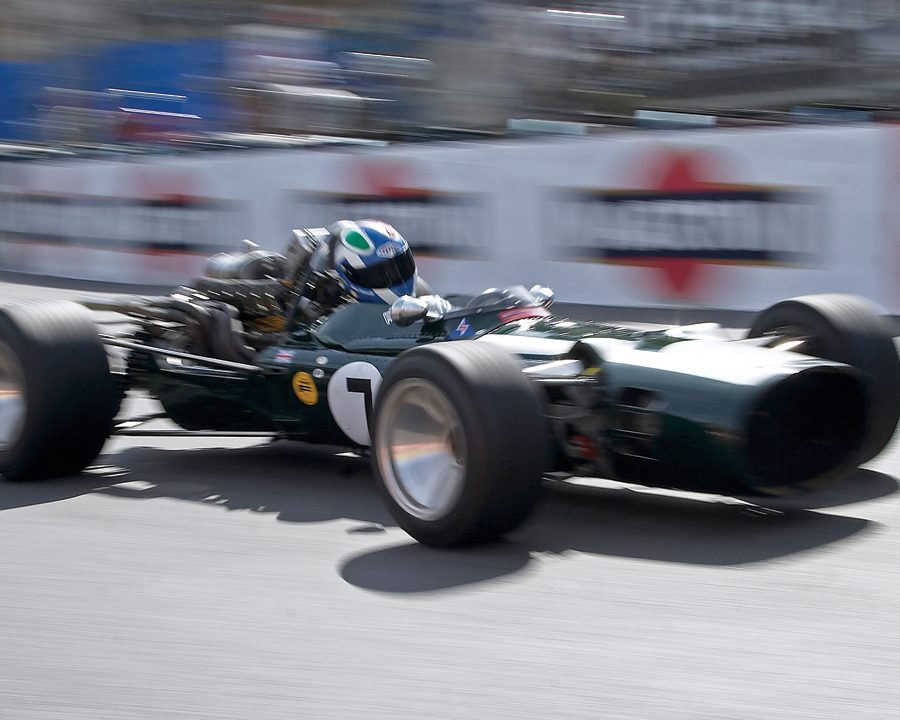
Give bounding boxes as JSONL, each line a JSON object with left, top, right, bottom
{"left": 327, "top": 362, "right": 383, "bottom": 445}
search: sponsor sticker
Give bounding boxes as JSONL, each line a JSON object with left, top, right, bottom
{"left": 449, "top": 317, "right": 472, "bottom": 339}
{"left": 274, "top": 349, "right": 295, "bottom": 364}
{"left": 376, "top": 242, "right": 402, "bottom": 258}
{"left": 292, "top": 371, "right": 319, "bottom": 405}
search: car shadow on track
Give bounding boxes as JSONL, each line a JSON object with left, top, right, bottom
{"left": 341, "top": 470, "right": 894, "bottom": 592}
{"left": 0, "top": 441, "right": 387, "bottom": 522}
{"left": 0, "top": 442, "right": 895, "bottom": 593}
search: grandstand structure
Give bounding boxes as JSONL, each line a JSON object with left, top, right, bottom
{"left": 2, "top": 0, "right": 900, "bottom": 143}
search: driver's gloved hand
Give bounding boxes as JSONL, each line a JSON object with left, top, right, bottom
{"left": 420, "top": 295, "right": 453, "bottom": 316}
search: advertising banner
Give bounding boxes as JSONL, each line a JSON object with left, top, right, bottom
{"left": 0, "top": 125, "right": 892, "bottom": 313}
{"left": 525, "top": 127, "right": 883, "bottom": 310}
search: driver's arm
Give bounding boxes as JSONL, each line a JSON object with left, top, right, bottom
{"left": 284, "top": 227, "right": 332, "bottom": 281}
{"left": 414, "top": 276, "right": 436, "bottom": 297}
{"left": 282, "top": 227, "right": 339, "bottom": 328}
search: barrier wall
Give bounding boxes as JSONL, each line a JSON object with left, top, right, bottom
{"left": 1, "top": 124, "right": 898, "bottom": 312}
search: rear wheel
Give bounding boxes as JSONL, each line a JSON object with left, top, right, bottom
{"left": 0, "top": 301, "right": 119, "bottom": 481}
{"left": 372, "top": 342, "right": 546, "bottom": 547}
{"left": 748, "top": 294, "right": 900, "bottom": 465}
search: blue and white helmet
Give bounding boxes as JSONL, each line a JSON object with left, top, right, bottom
{"left": 330, "top": 220, "right": 417, "bottom": 304}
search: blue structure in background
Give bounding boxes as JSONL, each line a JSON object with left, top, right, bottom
{"left": 86, "top": 40, "right": 227, "bottom": 122}
{"left": 0, "top": 40, "right": 228, "bottom": 141}
{"left": 0, "top": 61, "right": 39, "bottom": 140}
{"left": 0, "top": 5, "right": 469, "bottom": 142}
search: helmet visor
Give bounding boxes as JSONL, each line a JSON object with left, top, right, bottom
{"left": 343, "top": 248, "right": 416, "bottom": 289}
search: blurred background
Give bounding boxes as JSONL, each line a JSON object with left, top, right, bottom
{"left": 2, "top": 0, "right": 900, "bottom": 149}
{"left": 3, "top": 0, "right": 900, "bottom": 312}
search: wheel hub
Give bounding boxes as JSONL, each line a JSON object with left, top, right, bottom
{"left": 0, "top": 341, "right": 26, "bottom": 450}
{"left": 375, "top": 378, "right": 467, "bottom": 521}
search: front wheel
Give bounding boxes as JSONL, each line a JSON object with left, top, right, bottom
{"left": 372, "top": 342, "right": 546, "bottom": 547}
{"left": 748, "top": 293, "right": 900, "bottom": 465}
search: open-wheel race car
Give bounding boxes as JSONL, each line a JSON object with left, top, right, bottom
{"left": 1, "top": 239, "right": 898, "bottom": 546}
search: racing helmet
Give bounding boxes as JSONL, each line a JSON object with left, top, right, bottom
{"left": 330, "top": 220, "right": 417, "bottom": 304}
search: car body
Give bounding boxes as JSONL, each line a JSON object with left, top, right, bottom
{"left": 1, "top": 280, "right": 897, "bottom": 546}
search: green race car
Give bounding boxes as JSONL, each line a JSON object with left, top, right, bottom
{"left": 0, "top": 276, "right": 897, "bottom": 546}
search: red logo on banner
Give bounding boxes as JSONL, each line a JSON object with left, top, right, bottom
{"left": 348, "top": 159, "right": 427, "bottom": 199}
{"left": 558, "top": 145, "right": 820, "bottom": 302}
{"left": 127, "top": 168, "right": 213, "bottom": 205}
{"left": 608, "top": 148, "right": 738, "bottom": 300}
{"left": 551, "top": 145, "right": 819, "bottom": 301}
{"left": 326, "top": 158, "right": 485, "bottom": 260}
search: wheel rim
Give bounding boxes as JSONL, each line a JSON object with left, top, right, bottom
{"left": 376, "top": 378, "right": 467, "bottom": 521}
{"left": 0, "top": 341, "right": 26, "bottom": 450}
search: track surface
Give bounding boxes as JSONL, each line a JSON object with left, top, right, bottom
{"left": 2, "top": 280, "right": 900, "bottom": 720}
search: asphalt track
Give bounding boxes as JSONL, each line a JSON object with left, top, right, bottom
{"left": 1, "top": 278, "right": 899, "bottom": 720}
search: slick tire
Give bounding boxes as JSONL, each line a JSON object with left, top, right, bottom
{"left": 372, "top": 341, "right": 545, "bottom": 547}
{"left": 749, "top": 294, "right": 900, "bottom": 465}
{"left": 0, "top": 301, "right": 120, "bottom": 481}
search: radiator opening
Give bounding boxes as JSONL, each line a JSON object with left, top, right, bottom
{"left": 746, "top": 369, "right": 867, "bottom": 489}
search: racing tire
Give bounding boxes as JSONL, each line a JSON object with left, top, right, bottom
{"left": 372, "top": 341, "right": 546, "bottom": 547}
{"left": 748, "top": 294, "right": 900, "bottom": 466}
{"left": 0, "top": 301, "right": 120, "bottom": 481}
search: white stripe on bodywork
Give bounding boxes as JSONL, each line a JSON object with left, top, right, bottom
{"left": 475, "top": 333, "right": 576, "bottom": 356}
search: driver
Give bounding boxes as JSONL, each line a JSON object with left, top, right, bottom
{"left": 284, "top": 219, "right": 450, "bottom": 326}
